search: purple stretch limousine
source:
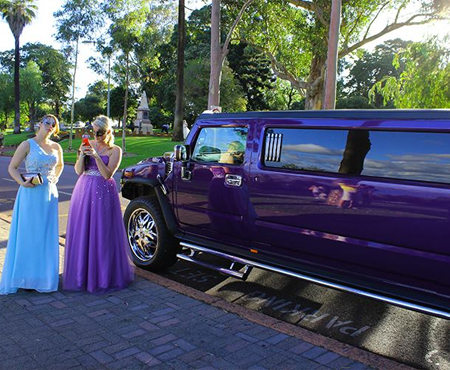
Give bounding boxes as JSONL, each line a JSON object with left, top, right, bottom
{"left": 121, "top": 110, "right": 450, "bottom": 320}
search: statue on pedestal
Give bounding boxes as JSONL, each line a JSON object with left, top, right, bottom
{"left": 134, "top": 91, "right": 153, "bottom": 135}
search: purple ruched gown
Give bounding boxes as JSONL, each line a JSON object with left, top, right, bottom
{"left": 63, "top": 155, "right": 134, "bottom": 293}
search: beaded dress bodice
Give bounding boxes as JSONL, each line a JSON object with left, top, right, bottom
{"left": 84, "top": 154, "right": 109, "bottom": 176}
{"left": 25, "top": 139, "right": 58, "bottom": 182}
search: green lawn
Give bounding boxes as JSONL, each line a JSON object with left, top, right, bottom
{"left": 3, "top": 131, "right": 31, "bottom": 147}
{"left": 2, "top": 131, "right": 183, "bottom": 169}
{"left": 60, "top": 136, "right": 183, "bottom": 168}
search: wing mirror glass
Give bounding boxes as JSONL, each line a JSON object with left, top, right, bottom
{"left": 174, "top": 145, "right": 187, "bottom": 161}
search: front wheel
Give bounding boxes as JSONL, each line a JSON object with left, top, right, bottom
{"left": 123, "top": 196, "right": 178, "bottom": 271}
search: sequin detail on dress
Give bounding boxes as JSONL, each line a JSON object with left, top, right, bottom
{"left": 25, "top": 139, "right": 58, "bottom": 183}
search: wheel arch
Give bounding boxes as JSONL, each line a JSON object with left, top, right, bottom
{"left": 122, "top": 179, "right": 181, "bottom": 237}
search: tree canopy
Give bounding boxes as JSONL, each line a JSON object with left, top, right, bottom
{"left": 370, "top": 38, "right": 450, "bottom": 108}
{"left": 233, "top": 0, "right": 450, "bottom": 109}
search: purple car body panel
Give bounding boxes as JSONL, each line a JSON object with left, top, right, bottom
{"left": 121, "top": 110, "right": 450, "bottom": 316}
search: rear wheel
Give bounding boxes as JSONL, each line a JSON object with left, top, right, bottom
{"left": 124, "top": 196, "right": 178, "bottom": 271}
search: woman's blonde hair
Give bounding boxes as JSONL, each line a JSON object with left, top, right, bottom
{"left": 93, "top": 115, "right": 114, "bottom": 147}
{"left": 39, "top": 114, "right": 60, "bottom": 137}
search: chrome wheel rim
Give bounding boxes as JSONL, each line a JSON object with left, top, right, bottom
{"left": 127, "top": 208, "right": 158, "bottom": 262}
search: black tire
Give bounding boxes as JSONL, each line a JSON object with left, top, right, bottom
{"left": 123, "top": 196, "right": 178, "bottom": 271}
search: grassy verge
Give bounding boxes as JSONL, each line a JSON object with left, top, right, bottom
{"left": 3, "top": 132, "right": 31, "bottom": 147}
{"left": 59, "top": 135, "right": 183, "bottom": 169}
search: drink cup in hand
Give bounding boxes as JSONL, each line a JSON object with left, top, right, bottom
{"left": 82, "top": 134, "right": 91, "bottom": 147}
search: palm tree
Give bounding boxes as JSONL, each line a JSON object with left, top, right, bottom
{"left": 0, "top": 0, "right": 37, "bottom": 134}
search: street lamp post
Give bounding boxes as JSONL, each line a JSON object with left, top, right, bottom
{"left": 83, "top": 41, "right": 112, "bottom": 118}
{"left": 107, "top": 53, "right": 111, "bottom": 118}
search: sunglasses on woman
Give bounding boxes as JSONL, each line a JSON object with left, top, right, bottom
{"left": 94, "top": 129, "right": 106, "bottom": 137}
{"left": 41, "top": 117, "right": 56, "bottom": 128}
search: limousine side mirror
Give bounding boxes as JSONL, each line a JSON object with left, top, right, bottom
{"left": 174, "top": 145, "right": 188, "bottom": 161}
{"left": 174, "top": 145, "right": 192, "bottom": 180}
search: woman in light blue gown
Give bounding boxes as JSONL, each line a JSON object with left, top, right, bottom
{"left": 0, "top": 115, "right": 64, "bottom": 294}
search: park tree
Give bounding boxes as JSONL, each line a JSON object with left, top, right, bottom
{"left": 86, "top": 44, "right": 114, "bottom": 117}
{"left": 0, "top": 0, "right": 37, "bottom": 133}
{"left": 108, "top": 85, "right": 138, "bottom": 124}
{"left": 227, "top": 43, "right": 275, "bottom": 111}
{"left": 208, "top": 0, "right": 255, "bottom": 110}
{"left": 54, "top": 0, "right": 103, "bottom": 149}
{"left": 184, "top": 58, "right": 246, "bottom": 120}
{"left": 266, "top": 79, "right": 303, "bottom": 110}
{"left": 338, "top": 38, "right": 410, "bottom": 108}
{"left": 0, "top": 73, "right": 14, "bottom": 129}
{"left": 370, "top": 39, "right": 450, "bottom": 108}
{"left": 236, "top": 0, "right": 450, "bottom": 110}
{"left": 20, "top": 61, "right": 43, "bottom": 128}
{"left": 0, "top": 43, "right": 73, "bottom": 119}
{"left": 152, "top": 6, "right": 207, "bottom": 123}
{"left": 74, "top": 80, "right": 108, "bottom": 121}
{"left": 156, "top": 5, "right": 276, "bottom": 118}
{"left": 172, "top": 0, "right": 185, "bottom": 141}
{"left": 0, "top": 43, "right": 72, "bottom": 117}
{"left": 22, "top": 43, "right": 72, "bottom": 118}
{"left": 106, "top": 0, "right": 147, "bottom": 153}
{"left": 104, "top": 0, "right": 176, "bottom": 150}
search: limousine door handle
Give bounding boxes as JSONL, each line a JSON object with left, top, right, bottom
{"left": 225, "top": 174, "right": 243, "bottom": 187}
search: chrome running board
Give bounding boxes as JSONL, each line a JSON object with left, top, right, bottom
{"left": 177, "top": 242, "right": 253, "bottom": 280}
{"left": 177, "top": 241, "right": 450, "bottom": 320}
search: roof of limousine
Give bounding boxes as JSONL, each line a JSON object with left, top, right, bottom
{"left": 199, "top": 109, "right": 450, "bottom": 120}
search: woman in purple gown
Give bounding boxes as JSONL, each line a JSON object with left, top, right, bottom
{"left": 64, "top": 115, "right": 133, "bottom": 293}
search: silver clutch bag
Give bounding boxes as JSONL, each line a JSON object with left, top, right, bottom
{"left": 20, "top": 172, "right": 43, "bottom": 185}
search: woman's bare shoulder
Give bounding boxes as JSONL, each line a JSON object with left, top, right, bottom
{"left": 17, "top": 140, "right": 31, "bottom": 151}
{"left": 112, "top": 144, "right": 122, "bottom": 154}
{"left": 49, "top": 140, "right": 62, "bottom": 150}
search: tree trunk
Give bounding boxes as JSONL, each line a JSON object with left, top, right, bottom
{"left": 68, "top": 38, "right": 79, "bottom": 150}
{"left": 28, "top": 101, "right": 35, "bottom": 132}
{"left": 122, "top": 53, "right": 129, "bottom": 154}
{"left": 173, "top": 0, "right": 185, "bottom": 142}
{"left": 55, "top": 100, "right": 61, "bottom": 119}
{"left": 305, "top": 55, "right": 326, "bottom": 110}
{"left": 13, "top": 36, "right": 21, "bottom": 134}
{"left": 323, "top": 0, "right": 342, "bottom": 110}
{"left": 208, "top": 0, "right": 221, "bottom": 110}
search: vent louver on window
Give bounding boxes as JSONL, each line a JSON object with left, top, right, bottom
{"left": 265, "top": 132, "right": 283, "bottom": 162}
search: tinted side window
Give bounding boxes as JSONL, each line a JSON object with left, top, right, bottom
{"left": 264, "top": 128, "right": 450, "bottom": 184}
{"left": 192, "top": 127, "right": 248, "bottom": 165}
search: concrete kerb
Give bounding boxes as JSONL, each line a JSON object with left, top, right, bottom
{"left": 0, "top": 214, "right": 414, "bottom": 370}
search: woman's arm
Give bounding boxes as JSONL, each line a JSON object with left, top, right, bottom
{"left": 94, "top": 145, "right": 122, "bottom": 180}
{"left": 74, "top": 144, "right": 86, "bottom": 175}
{"left": 8, "top": 141, "right": 34, "bottom": 187}
{"left": 54, "top": 143, "right": 64, "bottom": 181}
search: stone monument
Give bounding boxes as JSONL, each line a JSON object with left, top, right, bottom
{"left": 134, "top": 91, "right": 153, "bottom": 135}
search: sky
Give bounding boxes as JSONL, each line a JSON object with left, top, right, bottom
{"left": 0, "top": 0, "right": 449, "bottom": 101}
{"left": 0, "top": 0, "right": 208, "bottom": 100}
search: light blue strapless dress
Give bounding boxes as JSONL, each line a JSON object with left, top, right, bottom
{"left": 0, "top": 139, "right": 59, "bottom": 294}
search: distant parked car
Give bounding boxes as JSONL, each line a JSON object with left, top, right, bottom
{"left": 73, "top": 121, "right": 85, "bottom": 129}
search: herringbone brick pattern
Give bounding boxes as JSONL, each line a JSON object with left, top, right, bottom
{"left": 0, "top": 218, "right": 377, "bottom": 370}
